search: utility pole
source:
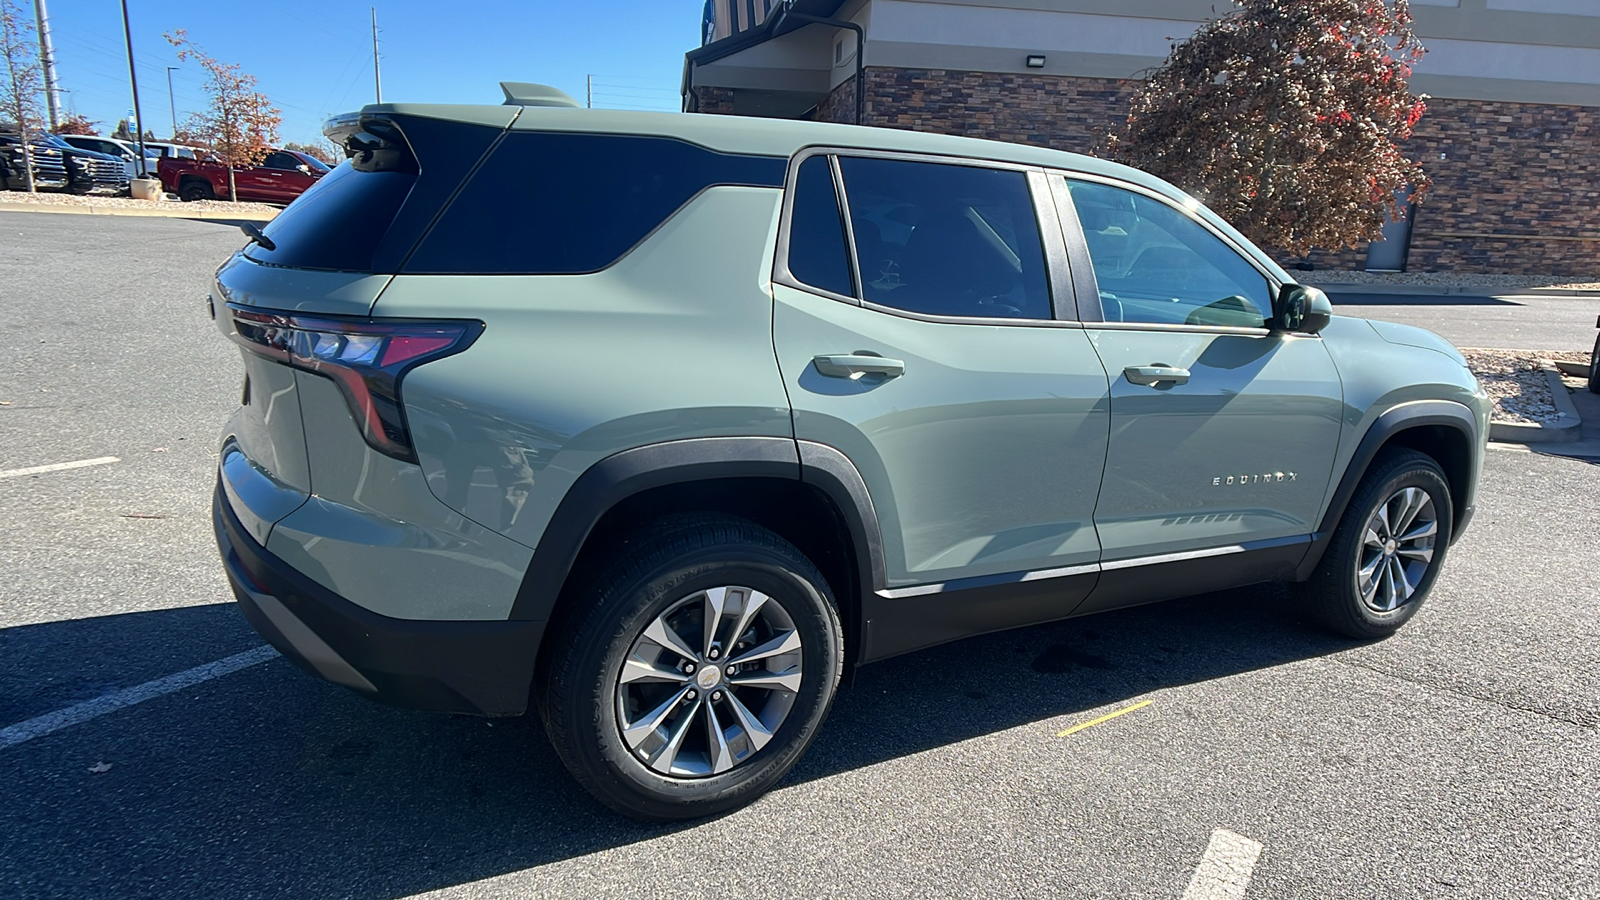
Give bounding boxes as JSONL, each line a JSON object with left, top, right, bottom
{"left": 371, "top": 7, "right": 381, "bottom": 103}
{"left": 165, "top": 66, "right": 177, "bottom": 139}
{"left": 586, "top": 74, "right": 592, "bottom": 109}
{"left": 119, "top": 0, "right": 147, "bottom": 176}
{"left": 32, "top": 0, "right": 61, "bottom": 129}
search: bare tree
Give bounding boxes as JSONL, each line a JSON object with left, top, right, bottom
{"left": 0, "top": 0, "right": 44, "bottom": 192}
{"left": 164, "top": 30, "right": 280, "bottom": 201}
{"left": 1109, "top": 0, "right": 1431, "bottom": 256}
{"left": 283, "top": 140, "right": 336, "bottom": 166}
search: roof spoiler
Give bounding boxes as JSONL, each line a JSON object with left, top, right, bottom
{"left": 499, "top": 82, "right": 581, "bottom": 108}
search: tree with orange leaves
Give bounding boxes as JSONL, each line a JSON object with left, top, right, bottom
{"left": 164, "top": 30, "right": 280, "bottom": 201}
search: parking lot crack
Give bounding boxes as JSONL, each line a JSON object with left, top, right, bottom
{"left": 1329, "top": 656, "right": 1597, "bottom": 730}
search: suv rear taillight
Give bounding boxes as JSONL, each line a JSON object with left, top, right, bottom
{"left": 226, "top": 304, "right": 482, "bottom": 462}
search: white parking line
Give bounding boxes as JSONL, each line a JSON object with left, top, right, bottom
{"left": 0, "top": 456, "right": 121, "bottom": 479}
{"left": 0, "top": 645, "right": 278, "bottom": 751}
{"left": 1181, "top": 829, "right": 1265, "bottom": 900}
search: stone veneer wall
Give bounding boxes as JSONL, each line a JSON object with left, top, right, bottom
{"left": 1402, "top": 98, "right": 1600, "bottom": 276}
{"left": 710, "top": 67, "right": 1600, "bottom": 275}
{"left": 690, "top": 86, "right": 736, "bottom": 115}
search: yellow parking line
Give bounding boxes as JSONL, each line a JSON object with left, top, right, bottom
{"left": 1057, "top": 699, "right": 1152, "bottom": 737}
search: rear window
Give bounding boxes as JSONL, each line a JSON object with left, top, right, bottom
{"left": 247, "top": 164, "right": 417, "bottom": 272}
{"left": 403, "top": 133, "right": 786, "bottom": 275}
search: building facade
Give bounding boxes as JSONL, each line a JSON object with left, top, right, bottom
{"left": 684, "top": 0, "right": 1600, "bottom": 275}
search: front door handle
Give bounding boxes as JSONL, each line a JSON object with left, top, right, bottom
{"left": 813, "top": 354, "right": 906, "bottom": 379}
{"left": 1124, "top": 364, "right": 1190, "bottom": 386}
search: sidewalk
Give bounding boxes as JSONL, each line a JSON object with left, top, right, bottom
{"left": 0, "top": 198, "right": 277, "bottom": 222}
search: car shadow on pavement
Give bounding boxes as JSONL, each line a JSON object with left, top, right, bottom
{"left": 0, "top": 584, "right": 1349, "bottom": 898}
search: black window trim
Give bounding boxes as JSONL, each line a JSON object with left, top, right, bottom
{"left": 1052, "top": 171, "right": 1290, "bottom": 337}
{"left": 773, "top": 145, "right": 1085, "bottom": 330}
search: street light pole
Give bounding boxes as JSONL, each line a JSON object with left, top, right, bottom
{"left": 166, "top": 66, "right": 178, "bottom": 139}
{"left": 32, "top": 0, "right": 62, "bottom": 129}
{"left": 119, "top": 0, "right": 148, "bottom": 176}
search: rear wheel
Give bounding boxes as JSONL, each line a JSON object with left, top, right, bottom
{"left": 1299, "top": 448, "right": 1453, "bottom": 639}
{"left": 179, "top": 179, "right": 213, "bottom": 202}
{"left": 537, "top": 515, "right": 843, "bottom": 821}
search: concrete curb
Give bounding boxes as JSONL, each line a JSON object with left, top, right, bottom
{"left": 0, "top": 201, "right": 277, "bottom": 222}
{"left": 1486, "top": 367, "right": 1583, "bottom": 444}
{"left": 1317, "top": 281, "right": 1600, "bottom": 299}
{"left": 1553, "top": 360, "right": 1592, "bottom": 379}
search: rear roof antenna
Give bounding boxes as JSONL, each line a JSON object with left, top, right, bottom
{"left": 499, "top": 82, "right": 581, "bottom": 108}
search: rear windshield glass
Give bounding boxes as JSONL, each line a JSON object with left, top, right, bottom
{"left": 246, "top": 164, "right": 416, "bottom": 272}
{"left": 403, "top": 133, "right": 786, "bottom": 275}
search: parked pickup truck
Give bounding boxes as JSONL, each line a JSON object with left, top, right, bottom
{"left": 158, "top": 148, "right": 330, "bottom": 204}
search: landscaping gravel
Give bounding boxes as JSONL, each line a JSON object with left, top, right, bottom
{"left": 0, "top": 189, "right": 280, "bottom": 217}
{"left": 1462, "top": 349, "right": 1588, "bottom": 425}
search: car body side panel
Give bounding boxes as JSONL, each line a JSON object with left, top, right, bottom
{"left": 1084, "top": 329, "right": 1344, "bottom": 560}
{"left": 377, "top": 186, "right": 795, "bottom": 550}
{"left": 264, "top": 373, "right": 533, "bottom": 620}
{"left": 1314, "top": 315, "right": 1488, "bottom": 527}
{"left": 773, "top": 287, "right": 1111, "bottom": 588}
{"left": 213, "top": 251, "right": 393, "bottom": 317}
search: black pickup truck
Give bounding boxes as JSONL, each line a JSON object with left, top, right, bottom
{"left": 0, "top": 132, "right": 130, "bottom": 194}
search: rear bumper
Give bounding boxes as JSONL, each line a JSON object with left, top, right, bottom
{"left": 213, "top": 481, "right": 545, "bottom": 716}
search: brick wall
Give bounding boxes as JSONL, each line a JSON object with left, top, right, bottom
{"left": 690, "top": 86, "right": 736, "bottom": 115}
{"left": 704, "top": 68, "right": 1600, "bottom": 275}
{"left": 1403, "top": 98, "right": 1600, "bottom": 275}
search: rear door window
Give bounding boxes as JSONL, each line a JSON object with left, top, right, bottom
{"left": 836, "top": 157, "right": 1052, "bottom": 320}
{"left": 404, "top": 133, "right": 786, "bottom": 275}
{"left": 784, "top": 155, "right": 854, "bottom": 298}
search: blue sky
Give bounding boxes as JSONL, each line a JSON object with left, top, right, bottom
{"left": 40, "top": 0, "right": 704, "bottom": 147}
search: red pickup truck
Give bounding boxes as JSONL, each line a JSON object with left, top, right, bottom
{"left": 158, "top": 148, "right": 331, "bottom": 204}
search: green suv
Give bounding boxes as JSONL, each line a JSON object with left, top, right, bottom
{"left": 211, "top": 83, "right": 1487, "bottom": 820}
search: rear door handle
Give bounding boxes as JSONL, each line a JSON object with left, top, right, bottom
{"left": 1124, "top": 364, "right": 1190, "bottom": 386}
{"left": 813, "top": 354, "right": 906, "bottom": 379}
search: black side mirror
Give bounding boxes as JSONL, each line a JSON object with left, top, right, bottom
{"left": 1274, "top": 284, "right": 1333, "bottom": 334}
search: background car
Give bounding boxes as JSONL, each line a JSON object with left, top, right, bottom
{"left": 57, "top": 134, "right": 149, "bottom": 183}
{"left": 159, "top": 148, "right": 329, "bottom": 204}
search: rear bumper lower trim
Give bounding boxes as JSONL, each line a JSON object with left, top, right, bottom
{"left": 213, "top": 479, "right": 545, "bottom": 716}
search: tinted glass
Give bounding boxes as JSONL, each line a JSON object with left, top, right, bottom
{"left": 406, "top": 133, "right": 786, "bottom": 275}
{"left": 838, "top": 157, "right": 1051, "bottom": 320}
{"left": 262, "top": 152, "right": 298, "bottom": 170}
{"left": 1067, "top": 180, "right": 1271, "bottom": 328}
{"left": 246, "top": 164, "right": 416, "bottom": 272}
{"left": 786, "top": 155, "right": 853, "bottom": 297}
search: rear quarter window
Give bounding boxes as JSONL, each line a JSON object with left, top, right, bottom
{"left": 247, "top": 164, "right": 417, "bottom": 272}
{"left": 403, "top": 133, "right": 786, "bottom": 275}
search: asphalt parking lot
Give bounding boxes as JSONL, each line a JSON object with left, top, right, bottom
{"left": 2, "top": 211, "right": 1596, "bottom": 899}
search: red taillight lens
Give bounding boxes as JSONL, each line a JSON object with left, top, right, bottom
{"left": 226, "top": 305, "right": 482, "bottom": 462}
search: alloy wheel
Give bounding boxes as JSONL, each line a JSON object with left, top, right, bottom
{"left": 616, "top": 585, "right": 804, "bottom": 778}
{"left": 1356, "top": 486, "right": 1438, "bottom": 613}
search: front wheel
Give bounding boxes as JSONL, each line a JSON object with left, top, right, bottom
{"left": 178, "top": 180, "right": 213, "bottom": 202}
{"left": 537, "top": 515, "right": 843, "bottom": 821}
{"left": 1587, "top": 332, "right": 1600, "bottom": 394}
{"left": 1299, "top": 448, "right": 1453, "bottom": 639}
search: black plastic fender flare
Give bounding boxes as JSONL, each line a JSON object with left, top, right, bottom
{"left": 1295, "top": 400, "right": 1479, "bottom": 580}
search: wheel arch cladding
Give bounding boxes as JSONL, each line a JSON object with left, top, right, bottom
{"left": 1298, "top": 400, "right": 1478, "bottom": 580}
{"left": 511, "top": 437, "right": 884, "bottom": 673}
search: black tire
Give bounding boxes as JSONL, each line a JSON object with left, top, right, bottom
{"left": 179, "top": 179, "right": 213, "bottom": 202}
{"left": 537, "top": 514, "right": 843, "bottom": 821}
{"left": 1299, "top": 448, "right": 1453, "bottom": 639}
{"left": 1587, "top": 332, "right": 1600, "bottom": 395}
